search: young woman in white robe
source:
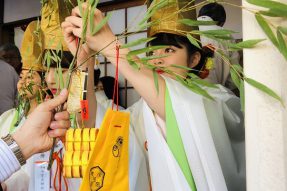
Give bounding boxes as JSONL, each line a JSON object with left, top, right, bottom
{"left": 0, "top": 65, "right": 46, "bottom": 191}
{"left": 62, "top": 4, "right": 245, "bottom": 191}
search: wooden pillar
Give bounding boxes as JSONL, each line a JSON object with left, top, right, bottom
{"left": 242, "top": 0, "right": 287, "bottom": 190}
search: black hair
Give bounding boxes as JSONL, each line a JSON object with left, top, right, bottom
{"left": 198, "top": 3, "right": 226, "bottom": 27}
{"left": 149, "top": 33, "right": 214, "bottom": 76}
{"left": 36, "top": 71, "right": 46, "bottom": 81}
{"left": 0, "top": 43, "right": 22, "bottom": 74}
{"left": 0, "top": 43, "right": 21, "bottom": 59}
{"left": 99, "top": 76, "right": 121, "bottom": 101}
{"left": 44, "top": 50, "right": 74, "bottom": 69}
{"left": 94, "top": 69, "right": 101, "bottom": 87}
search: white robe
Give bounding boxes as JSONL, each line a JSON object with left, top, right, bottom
{"left": 120, "top": 77, "right": 245, "bottom": 191}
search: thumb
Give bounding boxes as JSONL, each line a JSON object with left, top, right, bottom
{"left": 38, "top": 89, "right": 69, "bottom": 111}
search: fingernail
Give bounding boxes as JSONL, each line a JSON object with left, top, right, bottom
{"left": 50, "top": 121, "right": 56, "bottom": 129}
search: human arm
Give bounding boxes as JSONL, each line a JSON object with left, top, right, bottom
{"left": 62, "top": 5, "right": 166, "bottom": 118}
{"left": 0, "top": 89, "right": 69, "bottom": 182}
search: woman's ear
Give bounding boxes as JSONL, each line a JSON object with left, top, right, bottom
{"left": 189, "top": 52, "right": 201, "bottom": 68}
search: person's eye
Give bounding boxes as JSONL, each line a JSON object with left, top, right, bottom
{"left": 148, "top": 51, "right": 156, "bottom": 56}
{"left": 165, "top": 47, "right": 175, "bottom": 53}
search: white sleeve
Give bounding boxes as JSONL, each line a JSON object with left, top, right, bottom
{"left": 0, "top": 139, "right": 21, "bottom": 182}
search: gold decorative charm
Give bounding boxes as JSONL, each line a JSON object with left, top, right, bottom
{"left": 67, "top": 70, "right": 86, "bottom": 113}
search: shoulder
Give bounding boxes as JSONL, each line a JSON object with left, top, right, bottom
{"left": 0, "top": 60, "right": 18, "bottom": 78}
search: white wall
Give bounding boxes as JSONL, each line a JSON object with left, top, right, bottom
{"left": 3, "top": 0, "right": 113, "bottom": 24}
{"left": 4, "top": 0, "right": 41, "bottom": 23}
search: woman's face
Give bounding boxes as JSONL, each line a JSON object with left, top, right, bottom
{"left": 45, "top": 67, "right": 69, "bottom": 95}
{"left": 95, "top": 81, "right": 104, "bottom": 92}
{"left": 17, "top": 70, "right": 42, "bottom": 99}
{"left": 148, "top": 45, "right": 200, "bottom": 78}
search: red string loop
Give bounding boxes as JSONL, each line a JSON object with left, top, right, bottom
{"left": 112, "top": 42, "right": 120, "bottom": 111}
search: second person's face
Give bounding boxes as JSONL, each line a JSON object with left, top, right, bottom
{"left": 17, "top": 70, "right": 42, "bottom": 99}
{"left": 45, "top": 67, "right": 69, "bottom": 95}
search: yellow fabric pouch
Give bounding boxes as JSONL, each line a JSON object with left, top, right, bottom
{"left": 80, "top": 108, "right": 130, "bottom": 191}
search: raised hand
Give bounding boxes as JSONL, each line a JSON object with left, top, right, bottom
{"left": 61, "top": 3, "right": 116, "bottom": 58}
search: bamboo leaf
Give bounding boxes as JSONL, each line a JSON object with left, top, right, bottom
{"left": 239, "top": 80, "right": 245, "bottom": 112}
{"left": 58, "top": 64, "right": 64, "bottom": 89}
{"left": 46, "top": 51, "right": 51, "bottom": 70}
{"left": 245, "top": 77, "right": 284, "bottom": 105}
{"left": 187, "top": 34, "right": 201, "bottom": 49}
{"left": 230, "top": 68, "right": 241, "bottom": 89}
{"left": 246, "top": 0, "right": 287, "bottom": 11}
{"left": 128, "top": 45, "right": 168, "bottom": 56}
{"left": 138, "top": 10, "right": 154, "bottom": 27}
{"left": 259, "top": 9, "right": 287, "bottom": 18}
{"left": 138, "top": 21, "right": 157, "bottom": 31}
{"left": 89, "top": 0, "right": 99, "bottom": 34}
{"left": 176, "top": 76, "right": 214, "bottom": 100}
{"left": 278, "top": 26, "right": 287, "bottom": 35}
{"left": 179, "top": 19, "right": 217, "bottom": 26}
{"left": 120, "top": 37, "right": 156, "bottom": 49}
{"left": 255, "top": 13, "right": 279, "bottom": 48}
{"left": 232, "top": 64, "right": 243, "bottom": 73}
{"left": 127, "top": 59, "right": 140, "bottom": 70}
{"left": 91, "top": 12, "right": 113, "bottom": 35}
{"left": 55, "top": 70, "right": 59, "bottom": 93}
{"left": 137, "top": 0, "right": 168, "bottom": 30}
{"left": 140, "top": 54, "right": 168, "bottom": 61}
{"left": 147, "top": 0, "right": 169, "bottom": 14}
{"left": 277, "top": 29, "right": 287, "bottom": 60}
{"left": 77, "top": 0, "right": 84, "bottom": 16}
{"left": 170, "top": 64, "right": 194, "bottom": 71}
{"left": 199, "top": 33, "right": 232, "bottom": 40}
{"left": 126, "top": 46, "right": 167, "bottom": 70}
{"left": 228, "top": 39, "right": 265, "bottom": 50}
{"left": 81, "top": 8, "right": 89, "bottom": 41}
{"left": 153, "top": 69, "right": 159, "bottom": 94}
{"left": 187, "top": 82, "right": 214, "bottom": 100}
{"left": 187, "top": 74, "right": 218, "bottom": 88}
{"left": 195, "top": 29, "right": 237, "bottom": 36}
{"left": 144, "top": 63, "right": 156, "bottom": 70}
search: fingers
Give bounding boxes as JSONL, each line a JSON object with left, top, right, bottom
{"left": 63, "top": 17, "right": 82, "bottom": 41}
{"left": 65, "top": 16, "right": 83, "bottom": 28}
{"left": 50, "top": 111, "right": 70, "bottom": 130}
{"left": 38, "top": 89, "right": 68, "bottom": 112}
{"left": 54, "top": 111, "right": 70, "bottom": 121}
{"left": 50, "top": 119, "right": 70, "bottom": 130}
{"left": 48, "top": 128, "right": 68, "bottom": 138}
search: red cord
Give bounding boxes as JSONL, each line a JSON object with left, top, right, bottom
{"left": 52, "top": 150, "right": 69, "bottom": 191}
{"left": 112, "top": 43, "right": 120, "bottom": 111}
